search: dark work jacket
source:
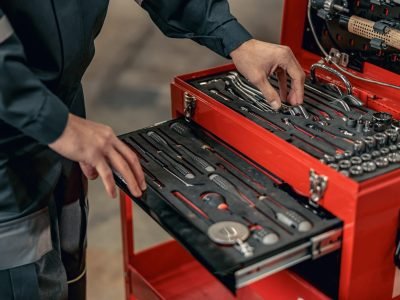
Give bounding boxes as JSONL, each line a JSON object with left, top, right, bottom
{"left": 0, "top": 1, "right": 252, "bottom": 222}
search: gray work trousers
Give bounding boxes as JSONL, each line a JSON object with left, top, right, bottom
{"left": 0, "top": 161, "right": 88, "bottom": 300}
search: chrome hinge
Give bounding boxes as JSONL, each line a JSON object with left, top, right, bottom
{"left": 309, "top": 169, "right": 328, "bottom": 206}
{"left": 311, "top": 228, "right": 343, "bottom": 259}
{"left": 183, "top": 92, "right": 197, "bottom": 122}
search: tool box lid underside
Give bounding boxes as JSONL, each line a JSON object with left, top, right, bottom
{"left": 281, "top": 0, "right": 400, "bottom": 101}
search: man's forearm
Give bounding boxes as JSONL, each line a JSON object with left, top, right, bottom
{"left": 137, "top": 0, "right": 252, "bottom": 57}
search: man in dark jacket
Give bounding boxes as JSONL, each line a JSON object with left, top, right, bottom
{"left": 0, "top": 1, "right": 305, "bottom": 299}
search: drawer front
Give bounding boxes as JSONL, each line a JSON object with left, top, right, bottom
{"left": 116, "top": 119, "right": 342, "bottom": 293}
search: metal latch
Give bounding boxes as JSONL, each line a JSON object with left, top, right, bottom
{"left": 183, "top": 92, "right": 196, "bottom": 122}
{"left": 309, "top": 169, "right": 328, "bottom": 206}
{"left": 311, "top": 228, "right": 342, "bottom": 259}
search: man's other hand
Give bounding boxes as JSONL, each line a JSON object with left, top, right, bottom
{"left": 230, "top": 39, "right": 305, "bottom": 110}
{"left": 49, "top": 114, "right": 146, "bottom": 198}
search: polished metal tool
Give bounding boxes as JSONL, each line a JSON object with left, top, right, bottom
{"left": 128, "top": 137, "right": 196, "bottom": 187}
{"left": 350, "top": 156, "right": 362, "bottom": 165}
{"left": 228, "top": 71, "right": 310, "bottom": 119}
{"left": 148, "top": 130, "right": 215, "bottom": 172}
{"left": 225, "top": 75, "right": 271, "bottom": 112}
{"left": 252, "top": 227, "right": 280, "bottom": 245}
{"left": 201, "top": 193, "right": 279, "bottom": 245}
{"left": 158, "top": 151, "right": 194, "bottom": 179}
{"left": 177, "top": 146, "right": 215, "bottom": 172}
{"left": 374, "top": 133, "right": 388, "bottom": 149}
{"left": 349, "top": 165, "right": 364, "bottom": 176}
{"left": 207, "top": 221, "right": 253, "bottom": 256}
{"left": 385, "top": 129, "right": 399, "bottom": 144}
{"left": 388, "top": 152, "right": 400, "bottom": 163}
{"left": 362, "top": 161, "right": 377, "bottom": 173}
{"left": 209, "top": 174, "right": 312, "bottom": 232}
{"left": 207, "top": 221, "right": 254, "bottom": 257}
{"left": 235, "top": 239, "right": 254, "bottom": 257}
{"left": 210, "top": 89, "right": 232, "bottom": 102}
{"left": 372, "top": 112, "right": 393, "bottom": 125}
{"left": 375, "top": 157, "right": 389, "bottom": 168}
{"left": 258, "top": 194, "right": 313, "bottom": 232}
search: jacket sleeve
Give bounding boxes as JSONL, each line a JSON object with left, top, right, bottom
{"left": 138, "top": 0, "right": 253, "bottom": 58}
{"left": 0, "top": 10, "right": 69, "bottom": 145}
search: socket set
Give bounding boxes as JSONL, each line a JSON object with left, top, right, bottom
{"left": 190, "top": 70, "right": 400, "bottom": 181}
{"left": 116, "top": 119, "right": 342, "bottom": 290}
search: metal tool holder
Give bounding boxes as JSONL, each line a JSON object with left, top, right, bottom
{"left": 116, "top": 119, "right": 342, "bottom": 292}
{"left": 190, "top": 68, "right": 400, "bottom": 181}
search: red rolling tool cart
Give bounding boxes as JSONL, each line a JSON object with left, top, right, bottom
{"left": 118, "top": 1, "right": 400, "bottom": 299}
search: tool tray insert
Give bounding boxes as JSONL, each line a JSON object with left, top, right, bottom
{"left": 116, "top": 119, "right": 342, "bottom": 293}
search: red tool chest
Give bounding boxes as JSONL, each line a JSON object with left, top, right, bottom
{"left": 118, "top": 1, "right": 400, "bottom": 299}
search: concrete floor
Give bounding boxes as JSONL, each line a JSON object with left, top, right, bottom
{"left": 82, "top": 1, "right": 283, "bottom": 299}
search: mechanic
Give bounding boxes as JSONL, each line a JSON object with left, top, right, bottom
{"left": 0, "top": 1, "right": 305, "bottom": 299}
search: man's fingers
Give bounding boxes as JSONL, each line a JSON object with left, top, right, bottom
{"left": 254, "top": 75, "right": 282, "bottom": 110}
{"left": 96, "top": 160, "right": 117, "bottom": 199}
{"left": 108, "top": 148, "right": 142, "bottom": 198}
{"left": 115, "top": 140, "right": 146, "bottom": 191}
{"left": 80, "top": 162, "right": 99, "bottom": 180}
{"left": 286, "top": 59, "right": 305, "bottom": 105}
{"left": 275, "top": 68, "right": 288, "bottom": 103}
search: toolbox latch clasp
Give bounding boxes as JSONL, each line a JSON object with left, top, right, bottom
{"left": 309, "top": 169, "right": 328, "bottom": 206}
{"left": 183, "top": 92, "right": 197, "bottom": 122}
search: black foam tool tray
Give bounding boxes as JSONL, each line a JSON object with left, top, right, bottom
{"left": 116, "top": 119, "right": 342, "bottom": 292}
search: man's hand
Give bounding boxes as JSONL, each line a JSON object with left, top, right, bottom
{"left": 49, "top": 113, "right": 146, "bottom": 198}
{"left": 230, "top": 39, "right": 305, "bottom": 110}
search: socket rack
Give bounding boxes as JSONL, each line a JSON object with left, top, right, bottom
{"left": 189, "top": 70, "right": 400, "bottom": 182}
{"left": 116, "top": 119, "right": 342, "bottom": 291}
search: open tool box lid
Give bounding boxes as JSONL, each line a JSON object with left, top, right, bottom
{"left": 169, "top": 1, "right": 400, "bottom": 298}
{"left": 281, "top": 0, "right": 400, "bottom": 115}
{"left": 170, "top": 0, "right": 400, "bottom": 215}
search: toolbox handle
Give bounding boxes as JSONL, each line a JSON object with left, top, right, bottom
{"left": 310, "top": 63, "right": 353, "bottom": 96}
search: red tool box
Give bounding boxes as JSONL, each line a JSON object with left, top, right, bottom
{"left": 118, "top": 1, "right": 400, "bottom": 299}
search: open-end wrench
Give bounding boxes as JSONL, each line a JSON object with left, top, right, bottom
{"left": 228, "top": 72, "right": 310, "bottom": 119}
